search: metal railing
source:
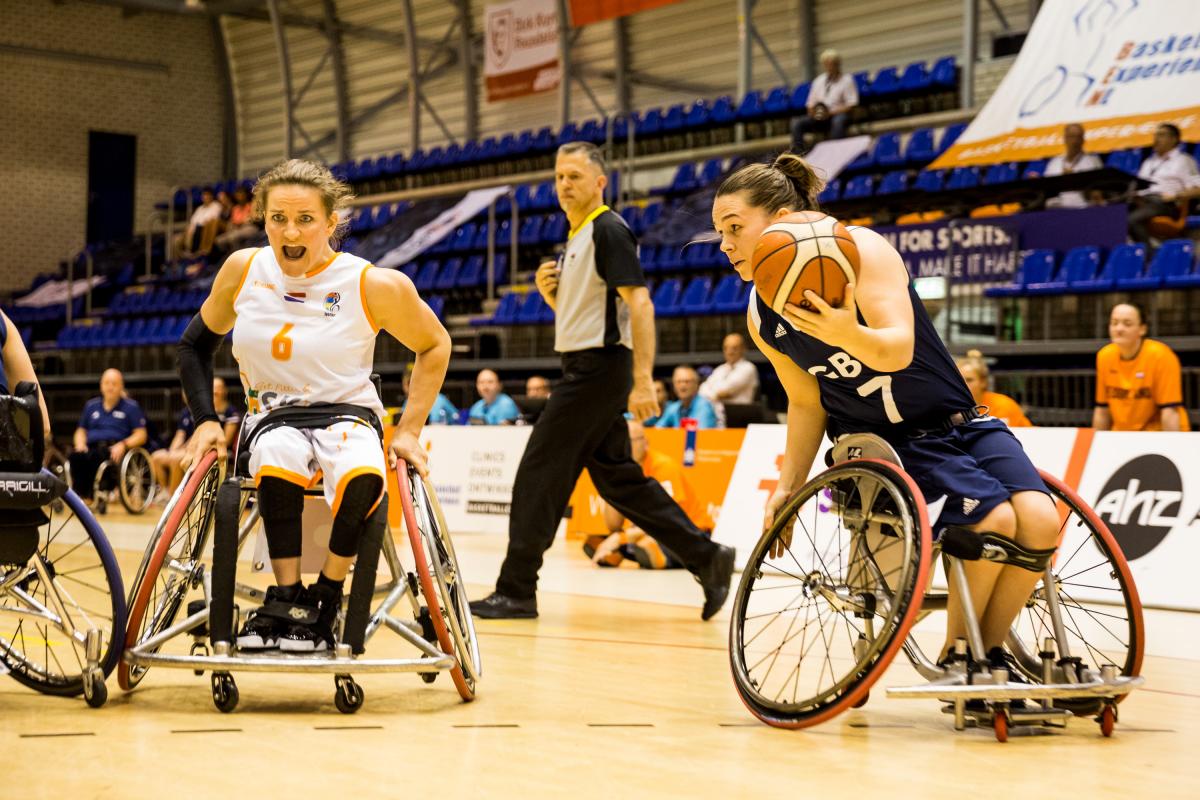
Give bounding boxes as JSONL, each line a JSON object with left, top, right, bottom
{"left": 992, "top": 367, "right": 1200, "bottom": 427}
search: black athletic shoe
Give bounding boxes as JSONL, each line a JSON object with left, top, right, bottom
{"left": 279, "top": 582, "right": 341, "bottom": 653}
{"left": 469, "top": 592, "right": 538, "bottom": 619}
{"left": 695, "top": 544, "right": 735, "bottom": 621}
{"left": 236, "top": 584, "right": 302, "bottom": 650}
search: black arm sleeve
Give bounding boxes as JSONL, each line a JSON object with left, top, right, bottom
{"left": 177, "top": 314, "right": 224, "bottom": 427}
{"left": 592, "top": 214, "right": 645, "bottom": 288}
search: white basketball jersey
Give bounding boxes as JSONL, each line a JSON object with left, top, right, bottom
{"left": 232, "top": 247, "right": 384, "bottom": 430}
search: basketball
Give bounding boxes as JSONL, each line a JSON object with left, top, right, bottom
{"left": 751, "top": 211, "right": 860, "bottom": 315}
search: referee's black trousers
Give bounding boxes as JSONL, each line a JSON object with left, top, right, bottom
{"left": 496, "top": 346, "right": 719, "bottom": 600}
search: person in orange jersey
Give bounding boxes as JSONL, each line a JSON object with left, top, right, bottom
{"left": 956, "top": 350, "right": 1032, "bottom": 428}
{"left": 585, "top": 419, "right": 714, "bottom": 569}
{"left": 1094, "top": 302, "right": 1189, "bottom": 432}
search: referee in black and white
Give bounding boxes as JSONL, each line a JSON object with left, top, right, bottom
{"left": 470, "top": 142, "right": 735, "bottom": 621}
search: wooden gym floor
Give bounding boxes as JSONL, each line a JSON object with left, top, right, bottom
{"left": 2, "top": 508, "right": 1195, "bottom": 800}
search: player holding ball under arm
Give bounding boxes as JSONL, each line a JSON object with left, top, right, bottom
{"left": 711, "top": 153, "right": 1060, "bottom": 669}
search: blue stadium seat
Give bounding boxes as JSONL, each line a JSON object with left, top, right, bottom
{"left": 496, "top": 219, "right": 513, "bottom": 248}
{"left": 984, "top": 162, "right": 1019, "bottom": 185}
{"left": 443, "top": 143, "right": 463, "bottom": 166}
{"left": 877, "top": 170, "right": 910, "bottom": 195}
{"left": 415, "top": 261, "right": 439, "bottom": 293}
{"left": 985, "top": 249, "right": 1055, "bottom": 298}
{"left": 532, "top": 181, "right": 556, "bottom": 210}
{"left": 641, "top": 202, "right": 663, "bottom": 230}
{"left": 492, "top": 253, "right": 509, "bottom": 286}
{"left": 634, "top": 108, "right": 662, "bottom": 137}
{"left": 937, "top": 123, "right": 968, "bottom": 155}
{"left": 870, "top": 66, "right": 901, "bottom": 96}
{"left": 852, "top": 71, "right": 873, "bottom": 101}
{"left": 898, "top": 60, "right": 931, "bottom": 92}
{"left": 735, "top": 90, "right": 766, "bottom": 121}
{"left": 533, "top": 127, "right": 556, "bottom": 152}
{"left": 764, "top": 86, "right": 790, "bottom": 116}
{"left": 652, "top": 278, "right": 683, "bottom": 317}
{"left": 557, "top": 121, "right": 580, "bottom": 144}
{"left": 455, "top": 255, "right": 484, "bottom": 288}
{"left": 640, "top": 244, "right": 661, "bottom": 273}
{"left": 426, "top": 295, "right": 445, "bottom": 320}
{"left": 914, "top": 169, "right": 944, "bottom": 192}
{"left": 662, "top": 104, "right": 687, "bottom": 132}
{"left": 578, "top": 120, "right": 603, "bottom": 144}
{"left": 518, "top": 216, "right": 544, "bottom": 246}
{"left": 679, "top": 276, "right": 714, "bottom": 315}
{"left": 435, "top": 258, "right": 463, "bottom": 292}
{"left": 698, "top": 158, "right": 723, "bottom": 187}
{"left": 450, "top": 223, "right": 477, "bottom": 252}
{"left": 620, "top": 205, "right": 641, "bottom": 232}
{"left": 1071, "top": 244, "right": 1143, "bottom": 293}
{"left": 1027, "top": 246, "right": 1099, "bottom": 294}
{"left": 712, "top": 275, "right": 749, "bottom": 314}
{"left": 709, "top": 96, "right": 736, "bottom": 125}
{"left": 1023, "top": 158, "right": 1049, "bottom": 178}
{"left": 541, "top": 215, "right": 567, "bottom": 243}
{"left": 946, "top": 166, "right": 980, "bottom": 190}
{"left": 474, "top": 292, "right": 520, "bottom": 326}
{"left": 818, "top": 179, "right": 841, "bottom": 204}
{"left": 905, "top": 128, "right": 936, "bottom": 164}
{"left": 931, "top": 56, "right": 957, "bottom": 88}
{"left": 683, "top": 99, "right": 711, "bottom": 130}
{"left": 684, "top": 243, "right": 717, "bottom": 270}
{"left": 517, "top": 291, "right": 547, "bottom": 324}
{"left": 401, "top": 262, "right": 420, "bottom": 281}
{"left": 789, "top": 82, "right": 811, "bottom": 111}
{"left": 842, "top": 175, "right": 875, "bottom": 199}
{"left": 1161, "top": 239, "right": 1200, "bottom": 288}
{"left": 874, "top": 132, "right": 905, "bottom": 168}
{"left": 658, "top": 245, "right": 685, "bottom": 271}
{"left": 1105, "top": 149, "right": 1142, "bottom": 174}
{"left": 670, "top": 162, "right": 698, "bottom": 194}
{"left": 136, "top": 317, "right": 162, "bottom": 346}
{"left": 513, "top": 184, "right": 533, "bottom": 211}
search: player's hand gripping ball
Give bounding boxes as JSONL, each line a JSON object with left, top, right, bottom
{"left": 751, "top": 211, "right": 860, "bottom": 319}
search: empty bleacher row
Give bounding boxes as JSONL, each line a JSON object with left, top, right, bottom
{"left": 988, "top": 240, "right": 1199, "bottom": 297}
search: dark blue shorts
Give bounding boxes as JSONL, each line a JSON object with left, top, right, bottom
{"left": 890, "top": 417, "right": 1048, "bottom": 529}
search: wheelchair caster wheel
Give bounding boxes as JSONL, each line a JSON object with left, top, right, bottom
{"left": 334, "top": 675, "right": 364, "bottom": 714}
{"left": 1099, "top": 704, "right": 1116, "bottom": 737}
{"left": 993, "top": 710, "right": 1009, "bottom": 743}
{"left": 419, "top": 672, "right": 438, "bottom": 684}
{"left": 84, "top": 671, "right": 107, "bottom": 708}
{"left": 212, "top": 673, "right": 238, "bottom": 713}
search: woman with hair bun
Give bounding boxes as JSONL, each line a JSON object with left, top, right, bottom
{"left": 178, "top": 159, "right": 451, "bottom": 652}
{"left": 956, "top": 350, "right": 1032, "bottom": 428}
{"left": 712, "top": 152, "right": 1057, "bottom": 672}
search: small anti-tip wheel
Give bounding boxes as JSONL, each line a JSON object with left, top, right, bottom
{"left": 85, "top": 673, "right": 108, "bottom": 708}
{"left": 417, "top": 606, "right": 437, "bottom": 643}
{"left": 334, "top": 676, "right": 364, "bottom": 714}
{"left": 993, "top": 709, "right": 1009, "bottom": 743}
{"left": 212, "top": 673, "right": 239, "bottom": 713}
{"left": 419, "top": 672, "right": 438, "bottom": 684}
{"left": 1099, "top": 704, "right": 1116, "bottom": 737}
{"left": 851, "top": 691, "right": 869, "bottom": 709}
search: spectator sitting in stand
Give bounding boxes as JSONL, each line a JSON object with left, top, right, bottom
{"left": 700, "top": 332, "right": 759, "bottom": 425}
{"left": 791, "top": 49, "right": 859, "bottom": 152}
{"left": 656, "top": 365, "right": 719, "bottom": 429}
{"left": 1041, "top": 124, "right": 1104, "bottom": 208}
{"left": 175, "top": 187, "right": 224, "bottom": 257}
{"left": 468, "top": 368, "right": 519, "bottom": 425}
{"left": 1128, "top": 123, "right": 1199, "bottom": 245}
{"left": 956, "top": 350, "right": 1031, "bottom": 428}
{"left": 525, "top": 375, "right": 552, "bottom": 399}
{"left": 402, "top": 367, "right": 457, "bottom": 425}
{"left": 214, "top": 187, "right": 260, "bottom": 252}
{"left": 584, "top": 419, "right": 714, "bottom": 569}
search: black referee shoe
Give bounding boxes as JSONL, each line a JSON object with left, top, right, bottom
{"left": 696, "top": 544, "right": 736, "bottom": 621}
{"left": 469, "top": 592, "right": 538, "bottom": 619}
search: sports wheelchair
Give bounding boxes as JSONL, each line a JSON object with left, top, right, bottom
{"left": 729, "top": 434, "right": 1144, "bottom": 741}
{"left": 92, "top": 444, "right": 157, "bottom": 515}
{"left": 120, "top": 402, "right": 481, "bottom": 713}
{"left": 0, "top": 382, "right": 127, "bottom": 707}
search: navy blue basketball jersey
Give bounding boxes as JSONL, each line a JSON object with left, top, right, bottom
{"left": 752, "top": 274, "right": 974, "bottom": 439}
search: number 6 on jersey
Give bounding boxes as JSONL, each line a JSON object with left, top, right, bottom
{"left": 271, "top": 323, "right": 294, "bottom": 361}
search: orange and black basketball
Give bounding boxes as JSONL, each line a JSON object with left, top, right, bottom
{"left": 751, "top": 211, "right": 861, "bottom": 316}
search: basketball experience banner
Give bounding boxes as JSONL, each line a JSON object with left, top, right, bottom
{"left": 933, "top": 0, "right": 1200, "bottom": 169}
{"left": 567, "top": 0, "right": 684, "bottom": 26}
{"left": 484, "top": 0, "right": 561, "bottom": 102}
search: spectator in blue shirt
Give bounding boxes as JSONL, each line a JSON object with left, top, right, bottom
{"left": 468, "top": 368, "right": 519, "bottom": 425}
{"left": 70, "top": 368, "right": 148, "bottom": 500}
{"left": 402, "top": 368, "right": 458, "bottom": 424}
{"left": 656, "top": 366, "right": 719, "bottom": 429}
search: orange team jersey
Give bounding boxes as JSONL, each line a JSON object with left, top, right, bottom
{"left": 982, "top": 391, "right": 1032, "bottom": 427}
{"left": 1095, "top": 339, "right": 1191, "bottom": 432}
{"left": 642, "top": 448, "right": 714, "bottom": 531}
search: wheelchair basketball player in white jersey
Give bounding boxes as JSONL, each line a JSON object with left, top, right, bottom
{"left": 180, "top": 159, "right": 450, "bottom": 653}
{"left": 711, "top": 153, "right": 1062, "bottom": 677}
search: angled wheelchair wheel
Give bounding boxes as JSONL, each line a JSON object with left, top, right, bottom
{"left": 0, "top": 482, "right": 127, "bottom": 696}
{"left": 1004, "top": 470, "right": 1144, "bottom": 700}
{"left": 396, "top": 461, "right": 480, "bottom": 701}
{"left": 730, "top": 459, "right": 932, "bottom": 728}
{"left": 119, "top": 451, "right": 221, "bottom": 690}
{"left": 119, "top": 447, "right": 155, "bottom": 515}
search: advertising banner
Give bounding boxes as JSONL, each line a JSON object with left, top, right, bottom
{"left": 485, "top": 0, "right": 561, "bottom": 102}
{"left": 568, "top": 0, "right": 684, "bottom": 26}
{"left": 873, "top": 218, "right": 1020, "bottom": 281}
{"left": 376, "top": 186, "right": 510, "bottom": 269}
{"left": 933, "top": 0, "right": 1200, "bottom": 169}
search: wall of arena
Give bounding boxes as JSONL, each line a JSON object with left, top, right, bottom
{"left": 0, "top": 0, "right": 224, "bottom": 292}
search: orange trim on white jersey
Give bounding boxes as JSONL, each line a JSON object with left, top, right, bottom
{"left": 231, "top": 248, "right": 262, "bottom": 305}
{"left": 305, "top": 251, "right": 340, "bottom": 279}
{"left": 254, "top": 464, "right": 311, "bottom": 488}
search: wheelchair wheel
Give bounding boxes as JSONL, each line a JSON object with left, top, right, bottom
{"left": 0, "top": 483, "right": 127, "bottom": 696}
{"left": 730, "top": 459, "right": 932, "bottom": 728}
{"left": 119, "top": 451, "right": 221, "bottom": 690}
{"left": 119, "top": 447, "right": 155, "bottom": 515}
{"left": 1004, "top": 470, "right": 1144, "bottom": 699}
{"left": 396, "top": 461, "right": 480, "bottom": 701}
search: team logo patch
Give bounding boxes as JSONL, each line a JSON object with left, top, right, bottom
{"left": 285, "top": 291, "right": 306, "bottom": 304}
{"left": 324, "top": 291, "right": 342, "bottom": 316}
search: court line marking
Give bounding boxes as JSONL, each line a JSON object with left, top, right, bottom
{"left": 452, "top": 724, "right": 520, "bottom": 728}
{"left": 477, "top": 630, "right": 725, "bottom": 653}
{"left": 1140, "top": 688, "right": 1200, "bottom": 700}
{"left": 313, "top": 725, "right": 385, "bottom": 730}
{"left": 170, "top": 728, "right": 243, "bottom": 734}
{"left": 587, "top": 723, "right": 655, "bottom": 727}
{"left": 19, "top": 732, "right": 96, "bottom": 738}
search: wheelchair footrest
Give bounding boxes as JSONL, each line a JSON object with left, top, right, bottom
{"left": 887, "top": 674, "right": 1143, "bottom": 702}
{"left": 127, "top": 646, "right": 457, "bottom": 675}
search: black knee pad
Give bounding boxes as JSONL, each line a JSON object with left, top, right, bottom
{"left": 328, "top": 473, "right": 383, "bottom": 558}
{"left": 258, "top": 476, "right": 304, "bottom": 560}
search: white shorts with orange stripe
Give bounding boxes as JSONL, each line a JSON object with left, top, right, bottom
{"left": 249, "top": 420, "right": 385, "bottom": 515}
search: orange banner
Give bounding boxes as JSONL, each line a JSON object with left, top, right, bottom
{"left": 932, "top": 105, "right": 1200, "bottom": 169}
{"left": 568, "top": 0, "right": 683, "bottom": 26}
{"left": 565, "top": 428, "right": 746, "bottom": 538}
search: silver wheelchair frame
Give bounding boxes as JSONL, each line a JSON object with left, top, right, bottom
{"left": 730, "top": 433, "right": 1144, "bottom": 741}
{"left": 121, "top": 412, "right": 480, "bottom": 713}
{"left": 92, "top": 444, "right": 157, "bottom": 515}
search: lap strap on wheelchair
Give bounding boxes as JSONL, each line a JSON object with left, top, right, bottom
{"left": 342, "top": 494, "right": 387, "bottom": 655}
{"left": 939, "top": 526, "right": 1055, "bottom": 572}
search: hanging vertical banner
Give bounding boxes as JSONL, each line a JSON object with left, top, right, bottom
{"left": 484, "top": 0, "right": 561, "bottom": 102}
{"left": 933, "top": 0, "right": 1200, "bottom": 169}
{"left": 568, "top": 0, "right": 684, "bottom": 26}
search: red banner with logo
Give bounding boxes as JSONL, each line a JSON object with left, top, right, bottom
{"left": 568, "top": 0, "right": 683, "bottom": 26}
{"left": 485, "top": 0, "right": 562, "bottom": 102}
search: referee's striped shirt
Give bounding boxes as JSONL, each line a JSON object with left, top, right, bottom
{"left": 553, "top": 205, "right": 646, "bottom": 353}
